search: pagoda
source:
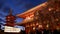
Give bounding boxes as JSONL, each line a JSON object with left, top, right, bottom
{"left": 5, "top": 9, "right": 16, "bottom": 27}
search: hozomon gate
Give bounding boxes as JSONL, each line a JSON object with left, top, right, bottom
{"left": 16, "top": 0, "right": 60, "bottom": 34}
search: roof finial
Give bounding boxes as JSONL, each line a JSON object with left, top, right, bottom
{"left": 9, "top": 8, "right": 12, "bottom": 15}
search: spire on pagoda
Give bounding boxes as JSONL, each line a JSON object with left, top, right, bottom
{"left": 5, "top": 9, "right": 16, "bottom": 27}
{"left": 9, "top": 9, "right": 12, "bottom": 15}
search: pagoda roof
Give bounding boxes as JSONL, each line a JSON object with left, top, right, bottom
{"left": 16, "top": 2, "right": 48, "bottom": 19}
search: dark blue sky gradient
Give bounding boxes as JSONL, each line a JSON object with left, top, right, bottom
{"left": 0, "top": 0, "right": 47, "bottom": 30}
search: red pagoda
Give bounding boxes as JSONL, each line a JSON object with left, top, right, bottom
{"left": 5, "top": 9, "right": 16, "bottom": 27}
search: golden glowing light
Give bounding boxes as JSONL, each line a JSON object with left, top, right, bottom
{"left": 36, "top": 23, "right": 39, "bottom": 25}
{"left": 48, "top": 8, "right": 53, "bottom": 11}
{"left": 46, "top": 24, "right": 49, "bottom": 28}
{"left": 26, "top": 17, "right": 31, "bottom": 19}
{"left": 33, "top": 27, "right": 35, "bottom": 30}
{"left": 38, "top": 25, "right": 42, "bottom": 28}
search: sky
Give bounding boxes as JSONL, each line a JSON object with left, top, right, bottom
{"left": 0, "top": 0, "right": 47, "bottom": 30}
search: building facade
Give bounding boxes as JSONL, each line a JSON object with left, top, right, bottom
{"left": 17, "top": 0, "right": 60, "bottom": 34}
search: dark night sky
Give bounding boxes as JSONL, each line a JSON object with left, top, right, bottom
{"left": 0, "top": 0, "right": 47, "bottom": 30}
